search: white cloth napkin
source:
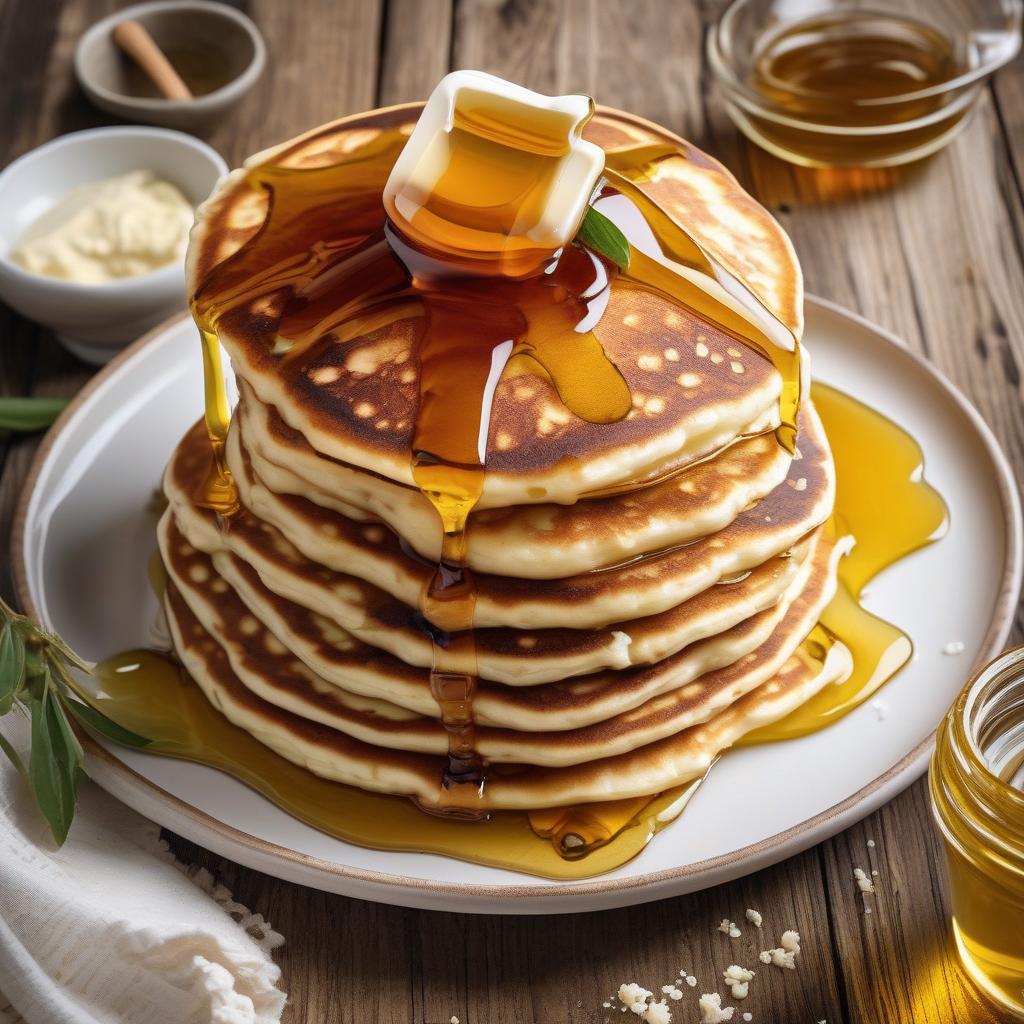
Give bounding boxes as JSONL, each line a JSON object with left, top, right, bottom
{"left": 0, "top": 719, "right": 287, "bottom": 1024}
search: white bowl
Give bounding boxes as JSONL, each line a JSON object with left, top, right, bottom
{"left": 0, "top": 126, "right": 227, "bottom": 365}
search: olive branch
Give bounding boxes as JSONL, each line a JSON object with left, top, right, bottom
{"left": 0, "top": 606, "right": 151, "bottom": 845}
{"left": 0, "top": 396, "right": 149, "bottom": 843}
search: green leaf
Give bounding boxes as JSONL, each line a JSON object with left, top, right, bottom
{"left": 0, "top": 728, "right": 26, "bottom": 776}
{"left": 0, "top": 397, "right": 68, "bottom": 433}
{"left": 0, "top": 621, "right": 25, "bottom": 714}
{"left": 28, "top": 675, "right": 82, "bottom": 844}
{"left": 64, "top": 697, "right": 150, "bottom": 748}
{"left": 576, "top": 205, "right": 631, "bottom": 270}
{"left": 0, "top": 596, "right": 100, "bottom": 843}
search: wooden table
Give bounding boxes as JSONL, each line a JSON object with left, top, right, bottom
{"left": 2, "top": 2, "right": 1022, "bottom": 1022}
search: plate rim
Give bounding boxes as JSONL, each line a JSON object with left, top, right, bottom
{"left": 12, "top": 295, "right": 1023, "bottom": 904}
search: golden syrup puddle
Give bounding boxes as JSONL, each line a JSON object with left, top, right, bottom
{"left": 742, "top": 381, "right": 947, "bottom": 743}
{"left": 87, "top": 379, "right": 946, "bottom": 879}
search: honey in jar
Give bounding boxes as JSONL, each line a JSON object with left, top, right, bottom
{"left": 931, "top": 645, "right": 1024, "bottom": 1017}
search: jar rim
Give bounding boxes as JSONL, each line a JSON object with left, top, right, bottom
{"left": 957, "top": 643, "right": 1024, "bottom": 813}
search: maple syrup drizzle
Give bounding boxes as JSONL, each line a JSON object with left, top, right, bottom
{"left": 194, "top": 326, "right": 239, "bottom": 516}
{"left": 742, "top": 382, "right": 948, "bottom": 743}
{"left": 187, "top": 120, "right": 638, "bottom": 813}
{"left": 598, "top": 156, "right": 801, "bottom": 451}
{"left": 185, "top": 104, "right": 808, "bottom": 813}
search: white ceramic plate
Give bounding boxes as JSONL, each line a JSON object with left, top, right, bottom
{"left": 13, "top": 296, "right": 1022, "bottom": 914}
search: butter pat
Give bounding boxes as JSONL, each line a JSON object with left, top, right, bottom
{"left": 11, "top": 170, "right": 193, "bottom": 284}
{"left": 383, "top": 70, "right": 604, "bottom": 276}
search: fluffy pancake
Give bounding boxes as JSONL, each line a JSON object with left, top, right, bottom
{"left": 186, "top": 105, "right": 802, "bottom": 507}
{"left": 235, "top": 380, "right": 792, "bottom": 578}
{"left": 164, "top": 516, "right": 845, "bottom": 768}
{"left": 163, "top": 512, "right": 842, "bottom": 731}
{"left": 182, "top": 403, "right": 836, "bottom": 631}
{"left": 162, "top": 94, "right": 850, "bottom": 822}
{"left": 164, "top": 483, "right": 812, "bottom": 686}
{"left": 164, "top": 579, "right": 850, "bottom": 808}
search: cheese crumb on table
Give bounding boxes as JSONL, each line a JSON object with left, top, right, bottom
{"left": 744, "top": 909, "right": 762, "bottom": 928}
{"left": 758, "top": 929, "right": 801, "bottom": 970}
{"left": 742, "top": 1015, "right": 753, "bottom": 1022}
{"left": 661, "top": 985, "right": 684, "bottom": 1001}
{"left": 698, "top": 992, "right": 735, "bottom": 1023}
{"left": 617, "top": 983, "right": 653, "bottom": 1015}
{"left": 718, "top": 919, "right": 742, "bottom": 938}
{"left": 854, "top": 867, "right": 876, "bottom": 894}
{"left": 722, "top": 965, "right": 755, "bottom": 1000}
{"left": 685, "top": 975, "right": 697, "bottom": 987}
{"left": 450, "top": 1017, "right": 459, "bottom": 1024}
{"left": 643, "top": 999, "right": 672, "bottom": 1024}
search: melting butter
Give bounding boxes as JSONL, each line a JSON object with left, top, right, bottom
{"left": 383, "top": 70, "right": 605, "bottom": 278}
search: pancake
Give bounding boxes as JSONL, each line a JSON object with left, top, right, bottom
{"left": 164, "top": 516, "right": 845, "bottom": 768}
{"left": 235, "top": 379, "right": 793, "bottom": 578}
{"left": 161, "top": 498, "right": 851, "bottom": 730}
{"left": 177, "top": 403, "right": 835, "bottom": 631}
{"left": 164, "top": 582, "right": 850, "bottom": 809}
{"left": 159, "top": 84, "right": 855, "bottom": 827}
{"left": 163, "top": 489, "right": 813, "bottom": 685}
{"left": 187, "top": 105, "right": 802, "bottom": 508}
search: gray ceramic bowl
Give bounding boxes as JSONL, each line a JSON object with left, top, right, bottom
{"left": 74, "top": 0, "right": 266, "bottom": 132}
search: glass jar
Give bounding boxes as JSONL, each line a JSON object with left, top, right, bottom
{"left": 930, "top": 645, "right": 1024, "bottom": 1018}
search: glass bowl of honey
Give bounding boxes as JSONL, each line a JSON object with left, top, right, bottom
{"left": 930, "top": 645, "right": 1024, "bottom": 1018}
{"left": 708, "top": 0, "right": 1022, "bottom": 167}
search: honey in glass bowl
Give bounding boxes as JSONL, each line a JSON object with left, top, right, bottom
{"left": 708, "top": 0, "right": 1023, "bottom": 168}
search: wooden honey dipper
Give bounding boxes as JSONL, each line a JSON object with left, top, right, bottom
{"left": 112, "top": 19, "right": 193, "bottom": 101}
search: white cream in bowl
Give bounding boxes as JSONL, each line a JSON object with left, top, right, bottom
{"left": 0, "top": 127, "right": 227, "bottom": 365}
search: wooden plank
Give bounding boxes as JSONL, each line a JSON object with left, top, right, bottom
{"left": 210, "top": 0, "right": 385, "bottom": 166}
{"left": 991, "top": 58, "right": 1024, "bottom": 211}
{"left": 0, "top": 0, "right": 107, "bottom": 602}
{"left": 378, "top": 0, "right": 452, "bottom": 106}
{"left": 692, "top": 5, "right": 1024, "bottom": 1019}
{"left": 822, "top": 781, "right": 1005, "bottom": 1024}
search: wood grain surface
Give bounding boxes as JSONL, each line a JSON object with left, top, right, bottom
{"left": 0, "top": 2, "right": 1021, "bottom": 1022}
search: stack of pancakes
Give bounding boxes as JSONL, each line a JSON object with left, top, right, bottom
{"left": 159, "top": 106, "right": 853, "bottom": 812}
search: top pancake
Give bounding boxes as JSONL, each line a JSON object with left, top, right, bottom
{"left": 235, "top": 380, "right": 793, "bottom": 579}
{"left": 187, "top": 104, "right": 803, "bottom": 507}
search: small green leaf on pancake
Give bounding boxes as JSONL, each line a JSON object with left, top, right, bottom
{"left": 577, "top": 206, "right": 631, "bottom": 270}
